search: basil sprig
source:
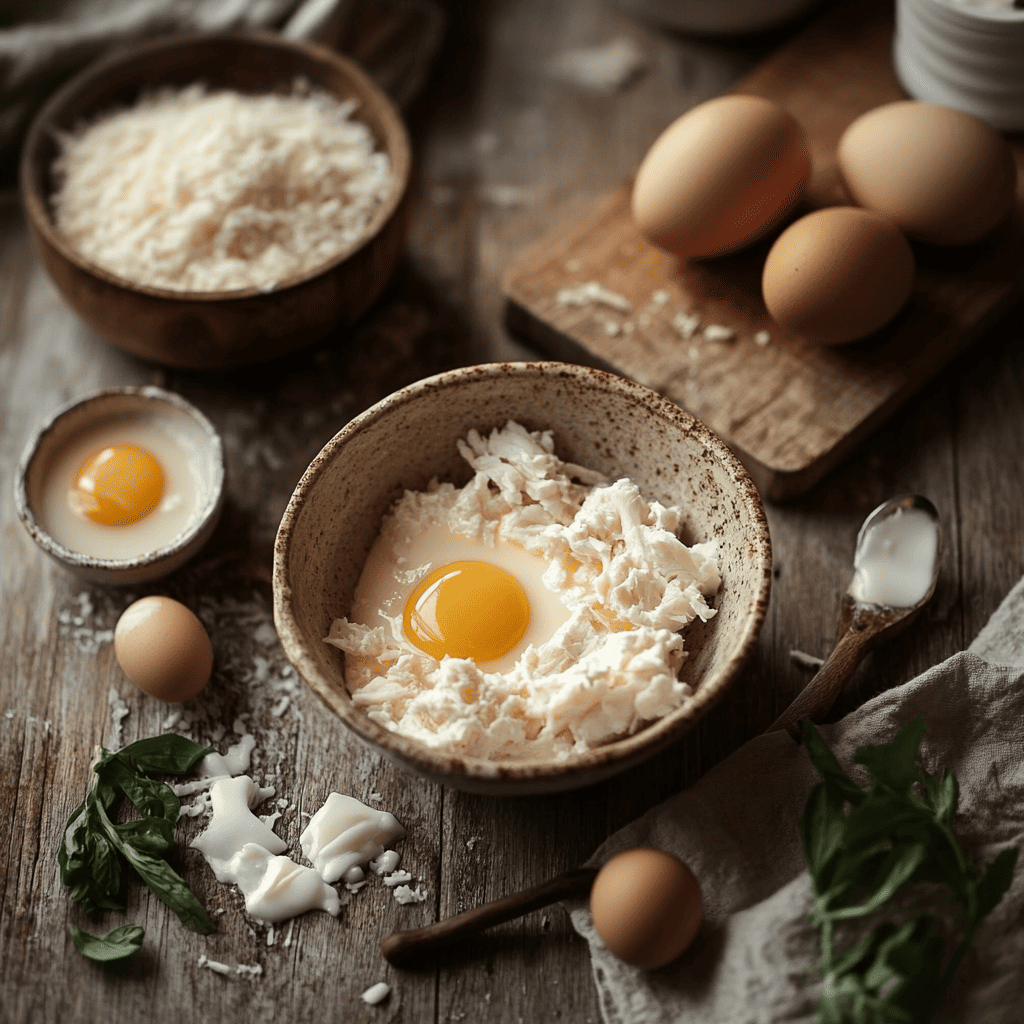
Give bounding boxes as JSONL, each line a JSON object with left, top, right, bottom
{"left": 800, "top": 718, "right": 1017, "bottom": 1024}
{"left": 59, "top": 734, "right": 215, "bottom": 935}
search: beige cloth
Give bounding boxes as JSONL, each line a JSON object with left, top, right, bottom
{"left": 570, "top": 575, "right": 1024, "bottom": 1023}
{"left": 0, "top": 0, "right": 443, "bottom": 176}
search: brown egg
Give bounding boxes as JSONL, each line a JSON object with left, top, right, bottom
{"left": 631, "top": 94, "right": 810, "bottom": 261}
{"left": 837, "top": 101, "right": 1017, "bottom": 246}
{"left": 114, "top": 595, "right": 213, "bottom": 702}
{"left": 589, "top": 848, "right": 703, "bottom": 970}
{"left": 761, "top": 206, "right": 915, "bottom": 346}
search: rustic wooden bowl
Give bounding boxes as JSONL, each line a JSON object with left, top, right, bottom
{"left": 19, "top": 32, "right": 411, "bottom": 370}
{"left": 273, "top": 362, "right": 773, "bottom": 796}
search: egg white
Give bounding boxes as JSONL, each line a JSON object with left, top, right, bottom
{"left": 38, "top": 414, "right": 206, "bottom": 560}
{"left": 351, "top": 521, "right": 572, "bottom": 676}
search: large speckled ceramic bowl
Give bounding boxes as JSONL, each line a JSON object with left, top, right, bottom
{"left": 273, "top": 362, "right": 772, "bottom": 795}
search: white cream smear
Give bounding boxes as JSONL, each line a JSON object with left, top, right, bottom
{"left": 191, "top": 776, "right": 340, "bottom": 922}
{"left": 190, "top": 764, "right": 407, "bottom": 922}
{"left": 299, "top": 792, "right": 406, "bottom": 884}
{"left": 850, "top": 506, "right": 939, "bottom": 608}
{"left": 324, "top": 421, "right": 722, "bottom": 762}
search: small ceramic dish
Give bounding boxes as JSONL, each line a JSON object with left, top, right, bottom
{"left": 19, "top": 31, "right": 412, "bottom": 369}
{"left": 273, "top": 361, "right": 772, "bottom": 796}
{"left": 15, "top": 386, "right": 225, "bottom": 585}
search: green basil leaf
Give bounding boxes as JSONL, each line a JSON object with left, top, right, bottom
{"left": 97, "top": 755, "right": 179, "bottom": 823}
{"left": 974, "top": 847, "right": 1019, "bottom": 922}
{"left": 827, "top": 843, "right": 928, "bottom": 922}
{"left": 815, "top": 989, "right": 846, "bottom": 1024}
{"left": 801, "top": 722, "right": 1017, "bottom": 1024}
{"left": 803, "top": 722, "right": 865, "bottom": 805}
{"left": 111, "top": 816, "right": 175, "bottom": 856}
{"left": 919, "top": 769, "right": 958, "bottom": 828}
{"left": 121, "top": 845, "right": 212, "bottom": 935}
{"left": 58, "top": 797, "right": 92, "bottom": 882}
{"left": 94, "top": 795, "right": 211, "bottom": 935}
{"left": 800, "top": 781, "right": 848, "bottom": 892}
{"left": 841, "top": 795, "right": 928, "bottom": 852}
{"left": 860, "top": 919, "right": 917, "bottom": 992}
{"left": 60, "top": 795, "right": 127, "bottom": 915}
{"left": 70, "top": 923, "right": 144, "bottom": 975}
{"left": 70, "top": 923, "right": 144, "bottom": 963}
{"left": 829, "top": 930, "right": 878, "bottom": 980}
{"left": 119, "top": 735, "right": 214, "bottom": 776}
{"left": 880, "top": 919, "right": 945, "bottom": 1022}
{"left": 853, "top": 719, "right": 925, "bottom": 795}
{"left": 87, "top": 828, "right": 126, "bottom": 903}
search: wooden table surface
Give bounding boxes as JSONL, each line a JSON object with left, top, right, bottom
{"left": 3, "top": 1, "right": 1024, "bottom": 1021}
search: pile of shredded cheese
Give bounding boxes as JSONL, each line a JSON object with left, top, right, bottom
{"left": 325, "top": 422, "right": 721, "bottom": 762}
{"left": 52, "top": 81, "right": 392, "bottom": 292}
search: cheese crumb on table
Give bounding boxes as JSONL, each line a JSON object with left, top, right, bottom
{"left": 361, "top": 982, "right": 391, "bottom": 1005}
{"left": 703, "top": 324, "right": 735, "bottom": 342}
{"left": 555, "top": 280, "right": 632, "bottom": 312}
{"left": 393, "top": 883, "right": 429, "bottom": 905}
{"left": 672, "top": 311, "right": 700, "bottom": 339}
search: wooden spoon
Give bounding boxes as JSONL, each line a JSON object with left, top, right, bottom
{"left": 381, "top": 495, "right": 941, "bottom": 968}
{"left": 766, "top": 494, "right": 941, "bottom": 740}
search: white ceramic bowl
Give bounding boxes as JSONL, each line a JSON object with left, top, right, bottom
{"left": 273, "top": 362, "right": 772, "bottom": 795}
{"left": 15, "top": 386, "right": 225, "bottom": 585}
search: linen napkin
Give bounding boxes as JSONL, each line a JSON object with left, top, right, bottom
{"left": 0, "top": 0, "right": 444, "bottom": 180}
{"left": 570, "top": 574, "right": 1024, "bottom": 1023}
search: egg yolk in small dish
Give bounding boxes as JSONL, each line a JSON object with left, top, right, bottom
{"left": 70, "top": 444, "right": 165, "bottom": 526}
{"left": 404, "top": 560, "right": 530, "bottom": 664}
{"left": 37, "top": 412, "right": 207, "bottom": 562}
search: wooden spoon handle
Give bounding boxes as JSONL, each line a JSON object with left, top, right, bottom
{"left": 381, "top": 866, "right": 598, "bottom": 968}
{"left": 765, "top": 626, "right": 875, "bottom": 741}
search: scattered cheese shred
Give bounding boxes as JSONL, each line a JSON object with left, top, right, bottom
{"left": 52, "top": 81, "right": 392, "bottom": 293}
{"left": 361, "top": 982, "right": 391, "bottom": 1005}
{"left": 556, "top": 280, "right": 632, "bottom": 312}
{"left": 703, "top": 324, "right": 735, "bottom": 342}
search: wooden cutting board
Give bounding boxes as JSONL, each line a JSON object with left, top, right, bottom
{"left": 502, "top": 0, "right": 1024, "bottom": 502}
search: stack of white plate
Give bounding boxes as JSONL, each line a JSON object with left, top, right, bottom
{"left": 894, "top": 0, "right": 1024, "bottom": 132}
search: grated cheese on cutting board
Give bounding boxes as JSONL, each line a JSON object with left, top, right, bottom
{"left": 52, "top": 81, "right": 392, "bottom": 292}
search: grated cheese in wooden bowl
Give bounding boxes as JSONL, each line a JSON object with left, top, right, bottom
{"left": 51, "top": 81, "right": 392, "bottom": 293}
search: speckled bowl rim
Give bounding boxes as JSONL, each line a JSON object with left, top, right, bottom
{"left": 14, "top": 385, "right": 226, "bottom": 576}
{"left": 19, "top": 30, "right": 412, "bottom": 302}
{"left": 274, "top": 362, "right": 772, "bottom": 789}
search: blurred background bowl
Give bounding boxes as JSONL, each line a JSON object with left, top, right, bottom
{"left": 610, "top": 0, "right": 824, "bottom": 35}
{"left": 19, "top": 31, "right": 412, "bottom": 370}
{"left": 273, "top": 361, "right": 772, "bottom": 796}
